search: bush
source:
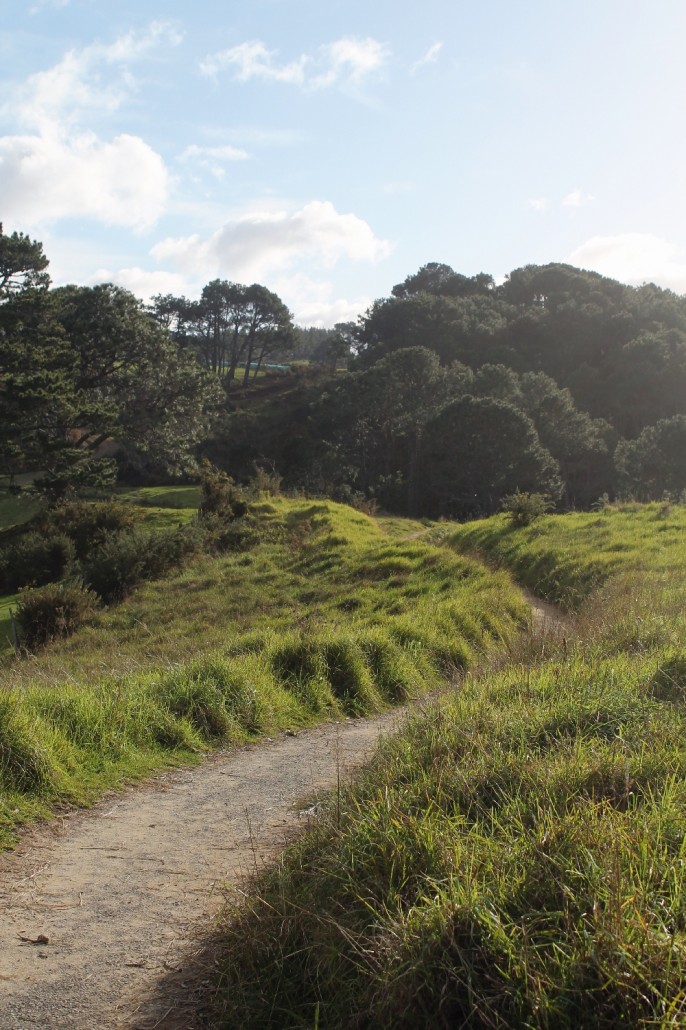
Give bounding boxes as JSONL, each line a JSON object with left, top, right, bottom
{"left": 15, "top": 583, "right": 100, "bottom": 651}
{"left": 500, "top": 489, "right": 554, "bottom": 527}
{"left": 200, "top": 513, "right": 260, "bottom": 554}
{"left": 40, "top": 499, "right": 142, "bottom": 559}
{"left": 198, "top": 460, "right": 248, "bottom": 520}
{"left": 83, "top": 525, "right": 199, "bottom": 603}
{"left": 0, "top": 532, "right": 76, "bottom": 591}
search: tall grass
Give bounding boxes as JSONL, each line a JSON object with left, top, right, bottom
{"left": 213, "top": 503, "right": 686, "bottom": 1028}
{"left": 0, "top": 499, "right": 525, "bottom": 847}
{"left": 445, "top": 500, "right": 686, "bottom": 611}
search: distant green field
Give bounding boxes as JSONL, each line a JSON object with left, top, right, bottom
{"left": 0, "top": 491, "right": 40, "bottom": 533}
{"left": 117, "top": 485, "right": 200, "bottom": 509}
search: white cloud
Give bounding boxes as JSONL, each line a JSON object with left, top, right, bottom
{"left": 411, "top": 41, "right": 443, "bottom": 74}
{"left": 563, "top": 189, "right": 594, "bottom": 208}
{"left": 200, "top": 41, "right": 306, "bottom": 84}
{"left": 200, "top": 36, "right": 389, "bottom": 92}
{"left": 0, "top": 25, "right": 179, "bottom": 230}
{"left": 312, "top": 38, "right": 389, "bottom": 89}
{"left": 0, "top": 130, "right": 168, "bottom": 230}
{"left": 568, "top": 233, "right": 686, "bottom": 293}
{"left": 383, "top": 180, "right": 414, "bottom": 195}
{"left": 150, "top": 200, "right": 392, "bottom": 281}
{"left": 271, "top": 273, "right": 370, "bottom": 327}
{"left": 92, "top": 266, "right": 195, "bottom": 302}
{"left": 8, "top": 22, "right": 182, "bottom": 132}
{"left": 178, "top": 143, "right": 249, "bottom": 178}
{"left": 527, "top": 197, "right": 550, "bottom": 212}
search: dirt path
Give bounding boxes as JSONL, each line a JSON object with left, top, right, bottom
{"left": 0, "top": 590, "right": 571, "bottom": 1030}
{"left": 523, "top": 588, "right": 574, "bottom": 636}
{"left": 0, "top": 710, "right": 408, "bottom": 1030}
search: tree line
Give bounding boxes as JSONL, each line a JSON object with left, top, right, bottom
{"left": 212, "top": 261, "right": 686, "bottom": 515}
{"left": 3, "top": 226, "right": 686, "bottom": 516}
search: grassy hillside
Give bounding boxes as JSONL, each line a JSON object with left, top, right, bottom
{"left": 214, "top": 502, "right": 686, "bottom": 1028}
{"left": 444, "top": 500, "right": 686, "bottom": 611}
{"left": 0, "top": 498, "right": 526, "bottom": 849}
{"left": 0, "top": 485, "right": 200, "bottom": 648}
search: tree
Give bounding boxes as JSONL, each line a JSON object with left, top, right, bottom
{"left": 51, "top": 284, "right": 224, "bottom": 478}
{"left": 419, "top": 395, "right": 562, "bottom": 518}
{"left": 615, "top": 416, "right": 686, "bottom": 499}
{"left": 0, "top": 288, "right": 103, "bottom": 491}
{"left": 518, "top": 372, "right": 613, "bottom": 506}
{"left": 309, "top": 347, "right": 470, "bottom": 512}
{"left": 0, "top": 224, "right": 50, "bottom": 299}
{"left": 392, "top": 262, "right": 494, "bottom": 300}
{"left": 151, "top": 280, "right": 295, "bottom": 386}
{"left": 239, "top": 285, "right": 295, "bottom": 385}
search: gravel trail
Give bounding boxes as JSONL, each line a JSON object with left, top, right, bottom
{"left": 0, "top": 711, "right": 407, "bottom": 1030}
{"left": 0, "top": 592, "right": 569, "bottom": 1030}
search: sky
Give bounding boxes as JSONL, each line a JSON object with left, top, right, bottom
{"left": 2, "top": 0, "right": 686, "bottom": 326}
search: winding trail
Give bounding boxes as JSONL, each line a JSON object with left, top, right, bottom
{"left": 0, "top": 591, "right": 570, "bottom": 1030}
{"left": 0, "top": 712, "right": 408, "bottom": 1030}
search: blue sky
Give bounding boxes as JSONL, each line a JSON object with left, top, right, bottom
{"left": 2, "top": 0, "right": 685, "bottom": 325}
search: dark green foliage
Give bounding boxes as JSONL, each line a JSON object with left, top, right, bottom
{"left": 83, "top": 525, "right": 197, "bottom": 603}
{"left": 615, "top": 415, "right": 686, "bottom": 499}
{"left": 419, "top": 395, "right": 562, "bottom": 518}
{"left": 39, "top": 499, "right": 142, "bottom": 559}
{"left": 15, "top": 583, "right": 99, "bottom": 650}
{"left": 198, "top": 460, "right": 248, "bottom": 520}
{"left": 0, "top": 223, "right": 50, "bottom": 297}
{"left": 0, "top": 532, "right": 75, "bottom": 591}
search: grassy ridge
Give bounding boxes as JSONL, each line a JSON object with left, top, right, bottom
{"left": 444, "top": 500, "right": 686, "bottom": 610}
{"left": 214, "top": 504, "right": 686, "bottom": 1028}
{"left": 0, "top": 499, "right": 526, "bottom": 848}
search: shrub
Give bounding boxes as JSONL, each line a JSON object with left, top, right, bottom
{"left": 40, "top": 499, "right": 142, "bottom": 559}
{"left": 500, "top": 489, "right": 554, "bottom": 527}
{"left": 15, "top": 583, "right": 100, "bottom": 651}
{"left": 198, "top": 460, "right": 248, "bottom": 520}
{"left": 200, "top": 513, "right": 260, "bottom": 553}
{"left": 0, "top": 532, "right": 76, "bottom": 591}
{"left": 83, "top": 525, "right": 198, "bottom": 603}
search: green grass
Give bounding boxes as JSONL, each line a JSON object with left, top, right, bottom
{"left": 0, "top": 488, "right": 199, "bottom": 653}
{"left": 212, "top": 502, "right": 686, "bottom": 1028}
{"left": 116, "top": 484, "right": 200, "bottom": 509}
{"left": 0, "top": 499, "right": 525, "bottom": 848}
{"left": 0, "top": 593, "right": 19, "bottom": 651}
{"left": 0, "top": 489, "right": 40, "bottom": 533}
{"left": 444, "top": 500, "right": 686, "bottom": 611}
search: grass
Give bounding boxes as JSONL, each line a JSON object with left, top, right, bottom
{"left": 0, "top": 490, "right": 40, "bottom": 533}
{"left": 0, "top": 498, "right": 526, "bottom": 848}
{"left": 443, "top": 500, "right": 686, "bottom": 611}
{"left": 212, "top": 501, "right": 686, "bottom": 1028}
{"left": 0, "top": 486, "right": 199, "bottom": 654}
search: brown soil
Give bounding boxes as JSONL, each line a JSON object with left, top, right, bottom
{"left": 0, "top": 710, "right": 408, "bottom": 1030}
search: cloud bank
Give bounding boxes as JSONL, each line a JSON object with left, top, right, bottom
{"left": 569, "top": 233, "right": 686, "bottom": 293}
{"left": 151, "top": 200, "right": 392, "bottom": 282}
{"left": 0, "top": 23, "right": 180, "bottom": 230}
